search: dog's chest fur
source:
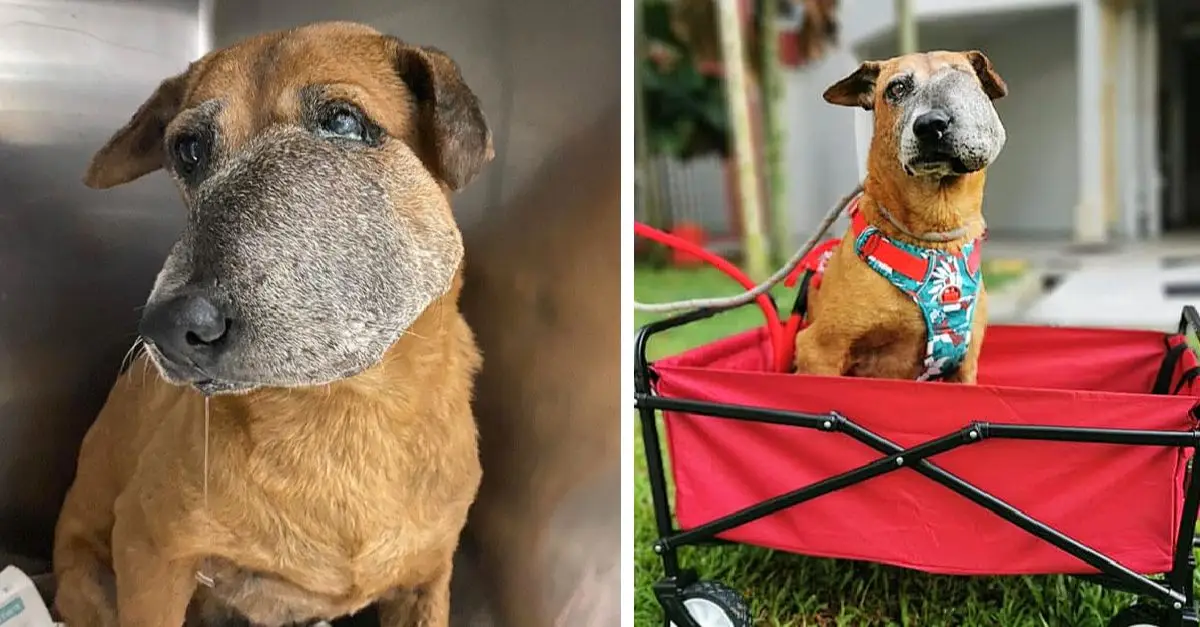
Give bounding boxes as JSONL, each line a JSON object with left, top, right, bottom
{"left": 813, "top": 234, "right": 987, "bottom": 379}
{"left": 95, "top": 310, "right": 482, "bottom": 626}
{"left": 182, "top": 387, "right": 478, "bottom": 624}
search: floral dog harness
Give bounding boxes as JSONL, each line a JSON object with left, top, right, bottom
{"left": 850, "top": 199, "right": 983, "bottom": 381}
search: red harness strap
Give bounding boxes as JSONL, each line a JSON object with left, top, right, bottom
{"left": 782, "top": 197, "right": 984, "bottom": 347}
{"left": 784, "top": 238, "right": 840, "bottom": 289}
{"left": 850, "top": 206, "right": 929, "bottom": 281}
{"left": 849, "top": 203, "right": 983, "bottom": 280}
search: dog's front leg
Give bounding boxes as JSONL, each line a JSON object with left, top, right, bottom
{"left": 793, "top": 323, "right": 849, "bottom": 376}
{"left": 54, "top": 538, "right": 120, "bottom": 627}
{"left": 110, "top": 502, "right": 198, "bottom": 627}
{"left": 378, "top": 563, "right": 453, "bottom": 627}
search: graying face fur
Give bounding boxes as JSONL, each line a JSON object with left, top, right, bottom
{"left": 823, "top": 51, "right": 1009, "bottom": 181}
{"left": 143, "top": 124, "right": 463, "bottom": 395}
{"left": 87, "top": 29, "right": 493, "bottom": 395}
{"left": 892, "top": 67, "right": 1006, "bottom": 177}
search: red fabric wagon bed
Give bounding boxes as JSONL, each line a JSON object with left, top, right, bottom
{"left": 654, "top": 323, "right": 1200, "bottom": 576}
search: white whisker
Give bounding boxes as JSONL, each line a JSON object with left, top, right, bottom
{"left": 398, "top": 327, "right": 427, "bottom": 340}
{"left": 120, "top": 337, "right": 145, "bottom": 378}
{"left": 140, "top": 352, "right": 153, "bottom": 385}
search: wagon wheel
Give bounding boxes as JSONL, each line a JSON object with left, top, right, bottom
{"left": 667, "top": 580, "right": 752, "bottom": 627}
{"left": 1107, "top": 603, "right": 1170, "bottom": 627}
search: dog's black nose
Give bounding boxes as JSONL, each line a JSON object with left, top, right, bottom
{"left": 139, "top": 293, "right": 231, "bottom": 369}
{"left": 913, "top": 109, "right": 952, "bottom": 142}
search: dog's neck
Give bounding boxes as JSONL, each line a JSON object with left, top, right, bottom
{"left": 861, "top": 167, "right": 988, "bottom": 248}
{"left": 206, "top": 271, "right": 468, "bottom": 443}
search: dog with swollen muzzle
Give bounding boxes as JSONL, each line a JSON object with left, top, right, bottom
{"left": 795, "top": 50, "right": 1008, "bottom": 383}
{"left": 52, "top": 21, "right": 492, "bottom": 627}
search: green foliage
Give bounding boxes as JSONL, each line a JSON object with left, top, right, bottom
{"left": 640, "top": 0, "right": 730, "bottom": 160}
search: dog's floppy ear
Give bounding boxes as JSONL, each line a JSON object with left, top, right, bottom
{"left": 823, "top": 61, "right": 881, "bottom": 110}
{"left": 965, "top": 50, "right": 1007, "bottom": 101}
{"left": 391, "top": 40, "right": 494, "bottom": 191}
{"left": 83, "top": 70, "right": 190, "bottom": 189}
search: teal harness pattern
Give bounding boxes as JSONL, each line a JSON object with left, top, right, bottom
{"left": 852, "top": 219, "right": 983, "bottom": 381}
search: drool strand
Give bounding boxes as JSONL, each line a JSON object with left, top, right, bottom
{"left": 203, "top": 394, "right": 210, "bottom": 508}
{"left": 196, "top": 394, "right": 215, "bottom": 588}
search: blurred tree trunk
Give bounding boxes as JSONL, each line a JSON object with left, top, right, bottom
{"left": 896, "top": 0, "right": 917, "bottom": 54}
{"left": 761, "top": 0, "right": 788, "bottom": 263}
{"left": 717, "top": 0, "right": 771, "bottom": 279}
{"left": 665, "top": 0, "right": 844, "bottom": 270}
{"left": 635, "top": 0, "right": 665, "bottom": 230}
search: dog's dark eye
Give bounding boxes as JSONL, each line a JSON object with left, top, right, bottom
{"left": 172, "top": 134, "right": 207, "bottom": 175}
{"left": 885, "top": 80, "right": 911, "bottom": 102}
{"left": 321, "top": 110, "right": 365, "bottom": 141}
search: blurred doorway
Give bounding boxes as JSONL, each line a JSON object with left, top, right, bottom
{"left": 1160, "top": 0, "right": 1200, "bottom": 232}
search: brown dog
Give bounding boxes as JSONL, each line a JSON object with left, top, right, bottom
{"left": 52, "top": 22, "right": 492, "bottom": 627}
{"left": 794, "top": 51, "right": 1007, "bottom": 383}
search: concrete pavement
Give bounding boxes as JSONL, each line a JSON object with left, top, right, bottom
{"left": 984, "top": 239, "right": 1200, "bottom": 331}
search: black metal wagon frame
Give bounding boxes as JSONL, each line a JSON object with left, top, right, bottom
{"left": 635, "top": 301, "right": 1200, "bottom": 627}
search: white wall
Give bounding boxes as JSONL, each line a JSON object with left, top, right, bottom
{"left": 778, "top": 48, "right": 863, "bottom": 245}
{"left": 781, "top": 5, "right": 1079, "bottom": 243}
{"left": 955, "top": 8, "right": 1079, "bottom": 237}
{"left": 841, "top": 0, "right": 1079, "bottom": 47}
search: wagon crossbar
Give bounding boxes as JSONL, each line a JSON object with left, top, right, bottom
{"left": 636, "top": 394, "right": 1198, "bottom": 607}
{"left": 636, "top": 304, "right": 1200, "bottom": 627}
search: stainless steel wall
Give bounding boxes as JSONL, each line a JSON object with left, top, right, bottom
{"left": 0, "top": 0, "right": 201, "bottom": 557}
{"left": 0, "top": 0, "right": 618, "bottom": 559}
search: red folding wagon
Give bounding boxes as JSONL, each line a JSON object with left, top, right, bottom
{"left": 634, "top": 227, "right": 1200, "bottom": 627}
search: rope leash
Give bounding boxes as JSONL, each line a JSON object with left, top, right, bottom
{"left": 633, "top": 183, "right": 863, "bottom": 313}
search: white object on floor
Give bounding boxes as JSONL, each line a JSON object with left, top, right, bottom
{"left": 0, "top": 566, "right": 54, "bottom": 627}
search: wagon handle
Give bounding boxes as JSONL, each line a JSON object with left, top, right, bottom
{"left": 1179, "top": 305, "right": 1200, "bottom": 339}
{"left": 633, "top": 221, "right": 789, "bottom": 371}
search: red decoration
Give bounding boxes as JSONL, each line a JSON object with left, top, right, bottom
{"left": 668, "top": 222, "right": 709, "bottom": 268}
{"left": 779, "top": 29, "right": 803, "bottom": 68}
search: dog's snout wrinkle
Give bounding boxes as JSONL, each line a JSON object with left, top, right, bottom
{"left": 913, "top": 109, "right": 952, "bottom": 143}
{"left": 139, "top": 293, "right": 231, "bottom": 378}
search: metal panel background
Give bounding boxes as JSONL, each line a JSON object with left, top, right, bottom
{"left": 0, "top": 0, "right": 618, "bottom": 560}
{"left": 0, "top": 0, "right": 201, "bottom": 556}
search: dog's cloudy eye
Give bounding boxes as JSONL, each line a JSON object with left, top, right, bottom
{"left": 322, "top": 111, "right": 365, "bottom": 141}
{"left": 885, "top": 80, "right": 910, "bottom": 102}
{"left": 173, "top": 134, "right": 207, "bottom": 175}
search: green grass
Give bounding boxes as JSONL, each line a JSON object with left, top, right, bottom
{"left": 633, "top": 264, "right": 1195, "bottom": 627}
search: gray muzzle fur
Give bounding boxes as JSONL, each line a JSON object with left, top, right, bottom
{"left": 896, "top": 68, "right": 1006, "bottom": 177}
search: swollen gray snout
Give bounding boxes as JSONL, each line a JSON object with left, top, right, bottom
{"left": 898, "top": 70, "right": 1006, "bottom": 175}
{"left": 146, "top": 126, "right": 464, "bottom": 391}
